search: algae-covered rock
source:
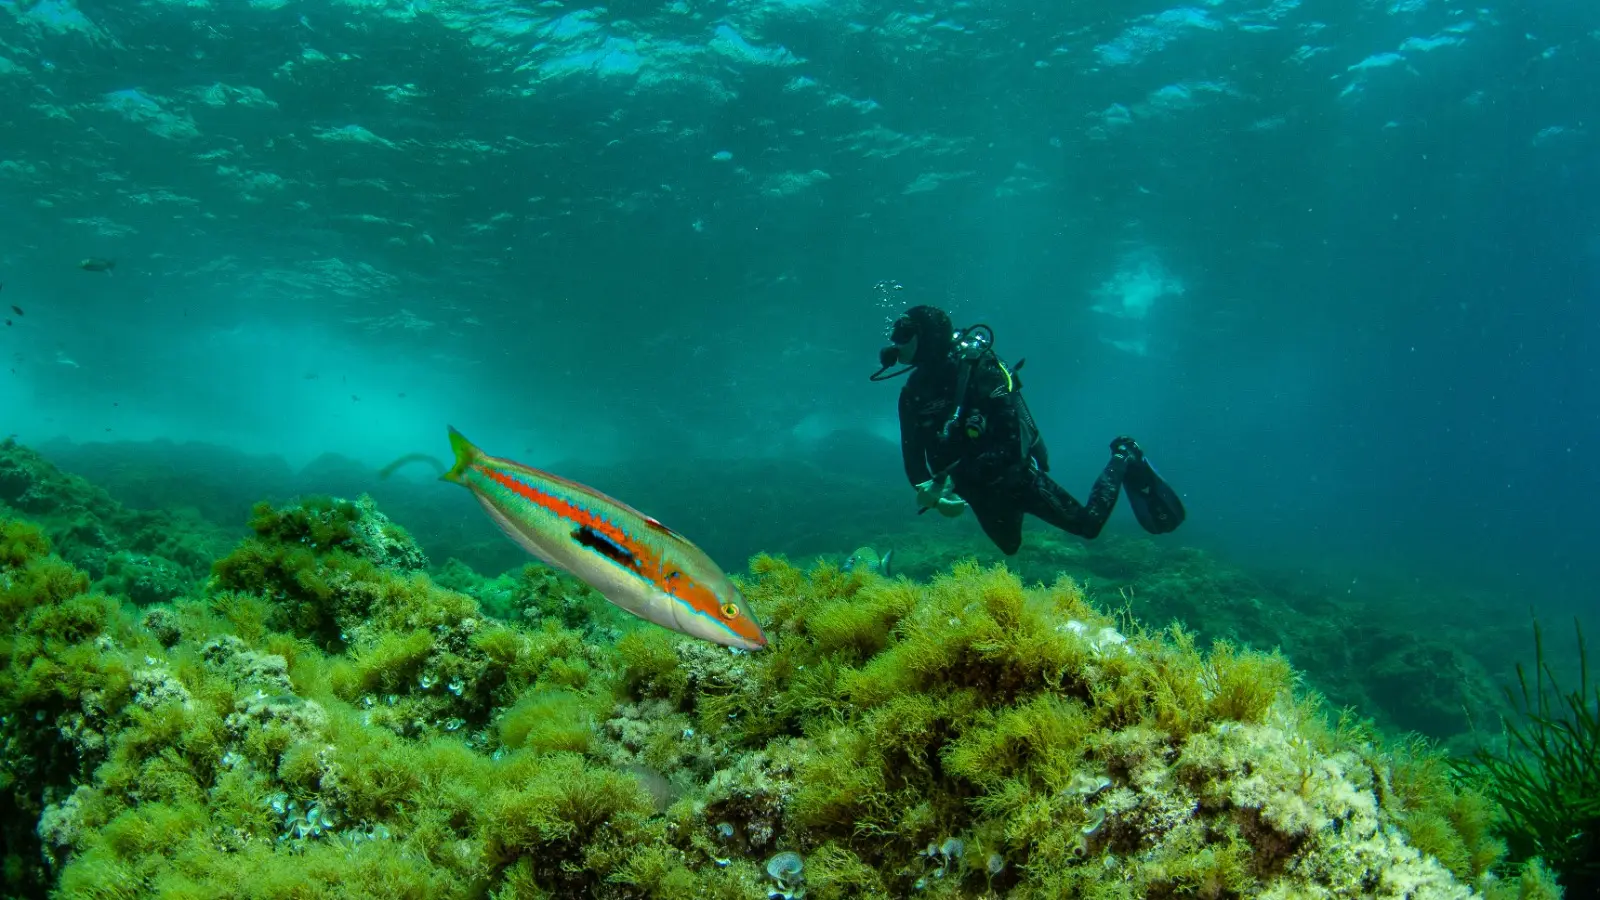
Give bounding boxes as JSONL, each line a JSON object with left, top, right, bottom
{"left": 0, "top": 483, "right": 1568, "bottom": 900}
{"left": 873, "top": 526, "right": 1506, "bottom": 748}
{"left": 101, "top": 550, "right": 190, "bottom": 606}
{"left": 238, "top": 492, "right": 428, "bottom": 573}
{"left": 0, "top": 438, "right": 230, "bottom": 594}
{"left": 202, "top": 634, "right": 295, "bottom": 693}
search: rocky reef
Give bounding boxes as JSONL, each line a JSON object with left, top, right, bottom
{"left": 0, "top": 458, "right": 1570, "bottom": 900}
{"left": 0, "top": 438, "right": 238, "bottom": 610}
{"left": 17, "top": 437, "right": 1535, "bottom": 753}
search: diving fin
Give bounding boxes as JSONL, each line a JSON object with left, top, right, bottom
{"left": 1123, "top": 456, "right": 1185, "bottom": 534}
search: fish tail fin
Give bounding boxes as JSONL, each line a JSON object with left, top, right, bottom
{"left": 442, "top": 425, "right": 480, "bottom": 484}
{"left": 881, "top": 549, "right": 893, "bottom": 578}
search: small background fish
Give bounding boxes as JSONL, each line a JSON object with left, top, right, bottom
{"left": 843, "top": 546, "right": 893, "bottom": 578}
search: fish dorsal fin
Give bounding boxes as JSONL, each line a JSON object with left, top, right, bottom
{"left": 643, "top": 516, "right": 679, "bottom": 537}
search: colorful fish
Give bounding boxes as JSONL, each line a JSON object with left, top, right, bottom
{"left": 441, "top": 426, "right": 767, "bottom": 650}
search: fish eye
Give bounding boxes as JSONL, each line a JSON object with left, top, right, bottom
{"left": 720, "top": 602, "right": 739, "bottom": 619}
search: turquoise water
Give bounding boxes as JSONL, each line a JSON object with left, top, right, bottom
{"left": 0, "top": 0, "right": 1596, "bottom": 894}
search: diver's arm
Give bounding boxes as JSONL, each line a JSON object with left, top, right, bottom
{"left": 977, "top": 365, "right": 1049, "bottom": 471}
{"left": 1017, "top": 395, "right": 1050, "bottom": 471}
{"left": 899, "top": 389, "right": 932, "bottom": 486}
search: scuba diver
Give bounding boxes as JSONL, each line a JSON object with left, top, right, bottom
{"left": 870, "top": 304, "right": 1185, "bottom": 555}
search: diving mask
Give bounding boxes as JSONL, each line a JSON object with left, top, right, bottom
{"left": 871, "top": 318, "right": 918, "bottom": 381}
{"left": 872, "top": 315, "right": 917, "bottom": 373}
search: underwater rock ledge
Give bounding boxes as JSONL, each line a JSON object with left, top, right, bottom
{"left": 0, "top": 491, "right": 1564, "bottom": 899}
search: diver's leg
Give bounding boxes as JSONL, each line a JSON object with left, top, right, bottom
{"left": 966, "top": 492, "right": 1026, "bottom": 556}
{"left": 1023, "top": 457, "right": 1127, "bottom": 540}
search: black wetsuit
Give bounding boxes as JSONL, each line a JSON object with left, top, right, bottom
{"left": 898, "top": 352, "right": 1128, "bottom": 555}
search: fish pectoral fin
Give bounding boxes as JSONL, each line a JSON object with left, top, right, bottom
{"left": 478, "top": 499, "right": 565, "bottom": 570}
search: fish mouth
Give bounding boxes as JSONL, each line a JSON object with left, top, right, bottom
{"left": 663, "top": 597, "right": 768, "bottom": 651}
{"left": 711, "top": 621, "right": 769, "bottom": 652}
{"left": 709, "top": 625, "right": 768, "bottom": 652}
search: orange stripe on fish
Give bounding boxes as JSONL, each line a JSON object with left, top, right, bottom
{"left": 440, "top": 426, "right": 767, "bottom": 650}
{"left": 480, "top": 467, "right": 732, "bottom": 621}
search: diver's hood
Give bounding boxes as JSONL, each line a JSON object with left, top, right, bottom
{"left": 898, "top": 305, "right": 955, "bottom": 366}
{"left": 872, "top": 305, "right": 958, "bottom": 381}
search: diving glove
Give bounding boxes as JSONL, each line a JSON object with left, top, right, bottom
{"left": 915, "top": 477, "right": 968, "bottom": 518}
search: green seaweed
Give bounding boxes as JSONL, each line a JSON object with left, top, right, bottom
{"left": 1458, "top": 619, "right": 1599, "bottom": 896}
{"left": 0, "top": 489, "right": 1570, "bottom": 900}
